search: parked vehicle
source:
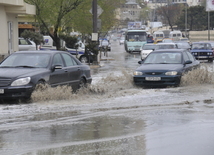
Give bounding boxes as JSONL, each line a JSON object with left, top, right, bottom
{"left": 40, "top": 36, "right": 94, "bottom": 63}
{"left": 0, "top": 50, "right": 92, "bottom": 100}
{"left": 18, "top": 38, "right": 37, "bottom": 51}
{"left": 140, "top": 44, "right": 156, "bottom": 60}
{"left": 124, "top": 29, "right": 148, "bottom": 53}
{"left": 190, "top": 42, "right": 214, "bottom": 62}
{"left": 155, "top": 43, "right": 178, "bottom": 50}
{"left": 133, "top": 49, "right": 200, "bottom": 87}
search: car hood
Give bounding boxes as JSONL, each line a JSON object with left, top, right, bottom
{"left": 190, "top": 49, "right": 213, "bottom": 52}
{"left": 0, "top": 67, "right": 49, "bottom": 78}
{"left": 136, "top": 64, "right": 183, "bottom": 72}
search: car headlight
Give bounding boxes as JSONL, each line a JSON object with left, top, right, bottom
{"left": 165, "top": 71, "right": 178, "bottom": 75}
{"left": 134, "top": 71, "right": 143, "bottom": 75}
{"left": 11, "top": 77, "right": 31, "bottom": 86}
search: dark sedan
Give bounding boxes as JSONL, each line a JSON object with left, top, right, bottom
{"left": 133, "top": 49, "right": 200, "bottom": 87}
{"left": 0, "top": 50, "right": 92, "bottom": 100}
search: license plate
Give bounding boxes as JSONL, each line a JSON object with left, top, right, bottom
{"left": 198, "top": 56, "right": 207, "bottom": 58}
{"left": 0, "top": 89, "right": 4, "bottom": 94}
{"left": 145, "top": 77, "right": 161, "bottom": 81}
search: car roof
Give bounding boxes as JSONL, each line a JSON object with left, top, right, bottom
{"left": 15, "top": 50, "right": 68, "bottom": 55}
{"left": 156, "top": 42, "right": 176, "bottom": 45}
{"left": 153, "top": 49, "right": 186, "bottom": 53}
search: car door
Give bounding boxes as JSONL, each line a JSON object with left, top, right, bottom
{"left": 61, "top": 53, "right": 82, "bottom": 87}
{"left": 49, "top": 53, "right": 69, "bottom": 86}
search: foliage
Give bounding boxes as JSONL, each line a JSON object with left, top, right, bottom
{"left": 21, "top": 30, "right": 43, "bottom": 50}
{"left": 156, "top": 3, "right": 184, "bottom": 31}
{"left": 175, "top": 5, "right": 214, "bottom": 31}
{"left": 24, "top": 0, "right": 84, "bottom": 50}
{"left": 59, "top": 35, "right": 78, "bottom": 49}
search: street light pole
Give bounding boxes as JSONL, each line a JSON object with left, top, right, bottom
{"left": 92, "top": 0, "right": 97, "bottom": 33}
{"left": 185, "top": 3, "right": 187, "bottom": 38}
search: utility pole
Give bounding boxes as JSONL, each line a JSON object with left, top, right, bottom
{"left": 92, "top": 0, "right": 97, "bottom": 33}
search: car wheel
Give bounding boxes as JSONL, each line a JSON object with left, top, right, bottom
{"left": 79, "top": 77, "right": 87, "bottom": 88}
{"left": 208, "top": 59, "right": 213, "bottom": 63}
{"left": 79, "top": 55, "right": 89, "bottom": 63}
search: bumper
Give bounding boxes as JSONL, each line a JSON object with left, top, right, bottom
{"left": 133, "top": 76, "right": 181, "bottom": 87}
{"left": 194, "top": 56, "right": 213, "bottom": 60}
{"left": 0, "top": 85, "right": 34, "bottom": 99}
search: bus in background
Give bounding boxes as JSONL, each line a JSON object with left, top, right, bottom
{"left": 124, "top": 29, "right": 147, "bottom": 53}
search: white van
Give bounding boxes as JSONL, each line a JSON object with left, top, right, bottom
{"left": 169, "top": 31, "right": 182, "bottom": 41}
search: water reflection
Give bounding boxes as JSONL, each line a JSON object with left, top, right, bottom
{"left": 1, "top": 115, "right": 146, "bottom": 155}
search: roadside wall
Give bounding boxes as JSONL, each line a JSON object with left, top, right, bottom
{"left": 189, "top": 30, "right": 214, "bottom": 42}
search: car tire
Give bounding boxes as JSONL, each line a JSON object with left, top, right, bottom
{"left": 208, "top": 59, "right": 213, "bottom": 63}
{"left": 79, "top": 77, "right": 87, "bottom": 88}
{"left": 79, "top": 55, "right": 89, "bottom": 63}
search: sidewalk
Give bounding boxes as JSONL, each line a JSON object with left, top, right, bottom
{"left": 89, "top": 52, "right": 114, "bottom": 68}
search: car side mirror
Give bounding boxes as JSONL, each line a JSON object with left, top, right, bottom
{"left": 51, "top": 64, "right": 62, "bottom": 72}
{"left": 138, "top": 61, "right": 143, "bottom": 64}
{"left": 184, "top": 60, "right": 192, "bottom": 64}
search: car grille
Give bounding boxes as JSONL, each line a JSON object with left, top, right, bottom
{"left": 145, "top": 72, "right": 163, "bottom": 75}
{"left": 0, "top": 78, "right": 12, "bottom": 86}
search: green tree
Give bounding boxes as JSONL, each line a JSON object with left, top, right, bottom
{"left": 24, "top": 0, "right": 84, "bottom": 50}
{"left": 156, "top": 3, "right": 184, "bottom": 30}
{"left": 21, "top": 30, "right": 43, "bottom": 50}
{"left": 175, "top": 5, "right": 214, "bottom": 31}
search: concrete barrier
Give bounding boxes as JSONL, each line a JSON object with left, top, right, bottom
{"left": 189, "top": 30, "right": 214, "bottom": 42}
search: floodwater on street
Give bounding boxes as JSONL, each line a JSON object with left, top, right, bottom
{"left": 1, "top": 38, "right": 214, "bottom": 155}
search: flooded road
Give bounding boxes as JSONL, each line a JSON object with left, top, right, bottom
{"left": 1, "top": 40, "right": 214, "bottom": 155}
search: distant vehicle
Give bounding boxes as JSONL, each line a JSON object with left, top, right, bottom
{"left": 153, "top": 31, "right": 164, "bottom": 43}
{"left": 169, "top": 30, "right": 182, "bottom": 41}
{"left": 147, "top": 35, "right": 154, "bottom": 43}
{"left": 18, "top": 38, "right": 37, "bottom": 51}
{"left": 140, "top": 44, "right": 156, "bottom": 60}
{"left": 0, "top": 50, "right": 92, "bottom": 100}
{"left": 99, "top": 39, "right": 111, "bottom": 51}
{"left": 162, "top": 38, "right": 173, "bottom": 43}
{"left": 199, "top": 40, "right": 214, "bottom": 48}
{"left": 174, "top": 41, "right": 191, "bottom": 50}
{"left": 190, "top": 42, "right": 214, "bottom": 62}
{"left": 124, "top": 29, "right": 148, "bottom": 53}
{"left": 155, "top": 43, "right": 178, "bottom": 50}
{"left": 40, "top": 36, "right": 94, "bottom": 63}
{"left": 133, "top": 49, "right": 200, "bottom": 87}
{"left": 119, "top": 36, "right": 125, "bottom": 45}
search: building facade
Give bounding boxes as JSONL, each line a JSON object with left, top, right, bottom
{"left": 0, "top": 0, "right": 35, "bottom": 58}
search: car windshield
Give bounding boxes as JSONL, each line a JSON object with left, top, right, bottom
{"left": 176, "top": 42, "right": 191, "bottom": 49}
{"left": 143, "top": 45, "right": 156, "bottom": 50}
{"left": 144, "top": 52, "right": 182, "bottom": 64}
{"left": 156, "top": 44, "right": 176, "bottom": 49}
{"left": 0, "top": 53, "right": 51, "bottom": 68}
{"left": 192, "top": 43, "right": 212, "bottom": 50}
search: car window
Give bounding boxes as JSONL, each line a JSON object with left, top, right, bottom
{"left": 19, "top": 39, "right": 32, "bottom": 45}
{"left": 143, "top": 45, "right": 156, "bottom": 50}
{"left": 1, "top": 53, "right": 50, "bottom": 67}
{"left": 52, "top": 54, "right": 64, "bottom": 67}
{"left": 61, "top": 53, "right": 78, "bottom": 66}
{"left": 183, "top": 51, "right": 189, "bottom": 62}
{"left": 186, "top": 51, "right": 195, "bottom": 62}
